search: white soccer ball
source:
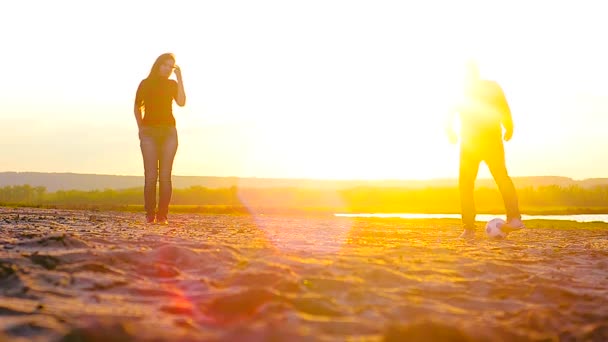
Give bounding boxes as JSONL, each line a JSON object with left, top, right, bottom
{"left": 485, "top": 218, "right": 507, "bottom": 239}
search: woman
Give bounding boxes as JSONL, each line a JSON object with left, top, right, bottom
{"left": 134, "top": 53, "right": 186, "bottom": 224}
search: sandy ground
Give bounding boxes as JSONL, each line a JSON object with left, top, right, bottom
{"left": 0, "top": 207, "right": 607, "bottom": 341}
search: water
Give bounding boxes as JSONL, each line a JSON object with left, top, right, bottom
{"left": 334, "top": 213, "right": 608, "bottom": 223}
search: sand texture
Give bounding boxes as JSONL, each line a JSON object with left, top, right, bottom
{"left": 0, "top": 207, "right": 607, "bottom": 341}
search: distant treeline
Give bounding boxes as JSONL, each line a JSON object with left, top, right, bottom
{"left": 0, "top": 185, "right": 240, "bottom": 211}
{"left": 1, "top": 184, "right": 608, "bottom": 214}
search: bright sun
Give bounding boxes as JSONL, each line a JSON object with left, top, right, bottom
{"left": 220, "top": 56, "right": 468, "bottom": 181}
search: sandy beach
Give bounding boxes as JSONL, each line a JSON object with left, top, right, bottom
{"left": 0, "top": 206, "right": 607, "bottom": 341}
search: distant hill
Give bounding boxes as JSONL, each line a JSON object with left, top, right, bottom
{"left": 0, "top": 172, "right": 606, "bottom": 192}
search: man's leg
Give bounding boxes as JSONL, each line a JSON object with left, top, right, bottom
{"left": 485, "top": 144, "right": 524, "bottom": 231}
{"left": 459, "top": 148, "right": 481, "bottom": 237}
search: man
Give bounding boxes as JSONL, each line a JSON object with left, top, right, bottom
{"left": 447, "top": 60, "right": 525, "bottom": 239}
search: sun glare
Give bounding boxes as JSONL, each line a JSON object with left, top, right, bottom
{"left": 4, "top": 1, "right": 607, "bottom": 179}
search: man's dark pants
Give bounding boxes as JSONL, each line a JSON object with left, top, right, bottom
{"left": 459, "top": 139, "right": 521, "bottom": 228}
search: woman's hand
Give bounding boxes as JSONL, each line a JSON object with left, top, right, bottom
{"left": 173, "top": 65, "right": 182, "bottom": 80}
{"left": 173, "top": 64, "right": 186, "bottom": 106}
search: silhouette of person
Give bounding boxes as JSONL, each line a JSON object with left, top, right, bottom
{"left": 447, "top": 60, "right": 525, "bottom": 238}
{"left": 134, "top": 53, "right": 186, "bottom": 224}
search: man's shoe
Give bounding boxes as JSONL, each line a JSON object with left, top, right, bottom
{"left": 146, "top": 215, "right": 156, "bottom": 224}
{"left": 156, "top": 216, "right": 169, "bottom": 225}
{"left": 503, "top": 218, "right": 525, "bottom": 232}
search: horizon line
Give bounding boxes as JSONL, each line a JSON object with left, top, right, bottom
{"left": 0, "top": 170, "right": 604, "bottom": 183}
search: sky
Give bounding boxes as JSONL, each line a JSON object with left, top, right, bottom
{"left": 1, "top": 0, "right": 608, "bottom": 180}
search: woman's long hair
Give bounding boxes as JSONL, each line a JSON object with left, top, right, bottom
{"left": 146, "top": 53, "right": 175, "bottom": 79}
